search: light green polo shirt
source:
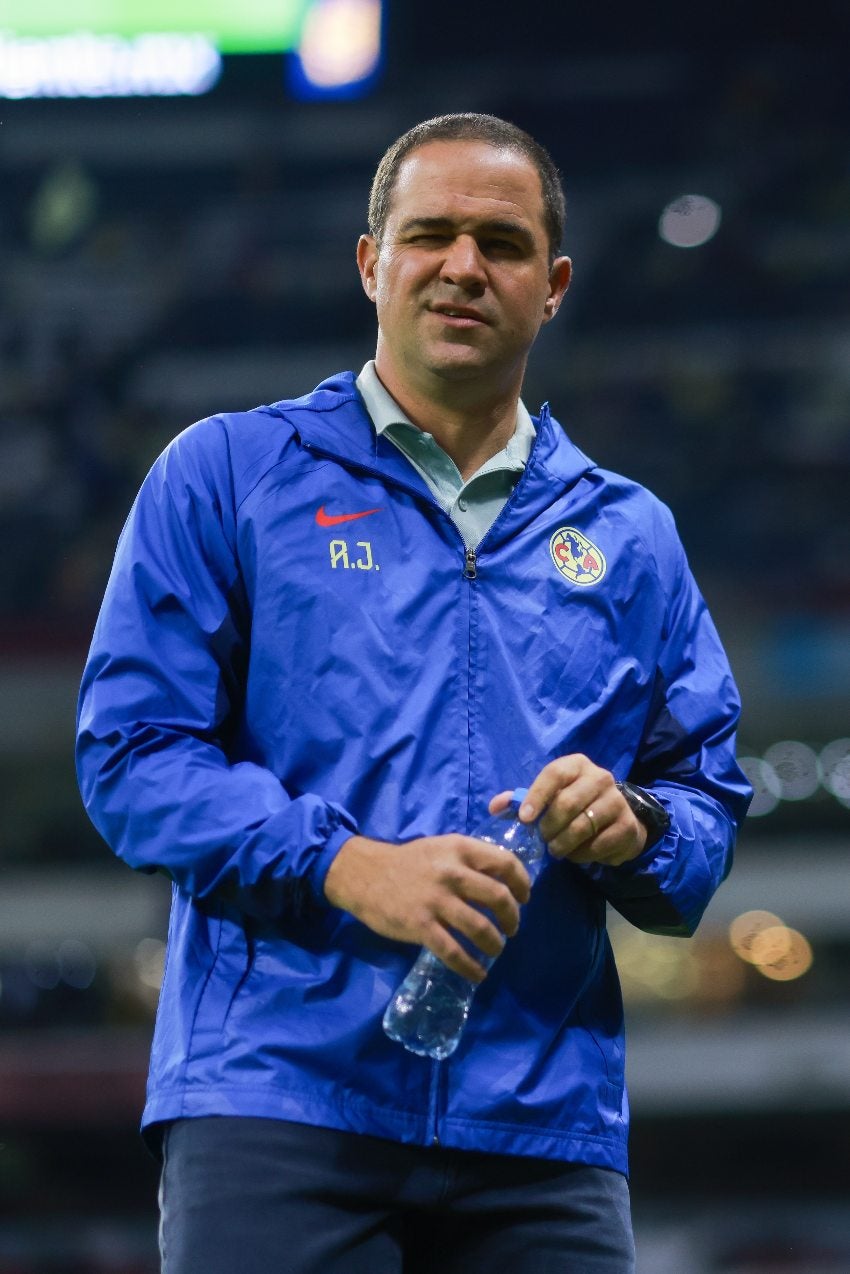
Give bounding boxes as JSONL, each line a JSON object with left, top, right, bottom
{"left": 355, "top": 361, "right": 536, "bottom": 550}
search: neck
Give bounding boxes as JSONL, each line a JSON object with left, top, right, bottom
{"left": 373, "top": 358, "right": 523, "bottom": 481}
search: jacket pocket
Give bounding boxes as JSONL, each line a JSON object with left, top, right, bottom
{"left": 187, "top": 907, "right": 255, "bottom": 1053}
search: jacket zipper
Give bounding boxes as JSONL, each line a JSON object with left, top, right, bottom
{"left": 427, "top": 1058, "right": 443, "bottom": 1145}
{"left": 299, "top": 431, "right": 536, "bottom": 1144}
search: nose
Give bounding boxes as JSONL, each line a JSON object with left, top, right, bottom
{"left": 439, "top": 234, "right": 487, "bottom": 290}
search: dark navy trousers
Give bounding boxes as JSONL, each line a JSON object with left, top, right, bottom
{"left": 158, "top": 1116, "right": 635, "bottom": 1273}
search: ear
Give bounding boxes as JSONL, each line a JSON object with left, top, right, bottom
{"left": 357, "top": 234, "right": 379, "bottom": 303}
{"left": 542, "top": 255, "right": 572, "bottom": 323}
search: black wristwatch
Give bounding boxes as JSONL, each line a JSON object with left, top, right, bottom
{"left": 615, "top": 782, "right": 671, "bottom": 849}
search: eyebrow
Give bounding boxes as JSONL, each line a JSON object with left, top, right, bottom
{"left": 398, "top": 216, "right": 536, "bottom": 248}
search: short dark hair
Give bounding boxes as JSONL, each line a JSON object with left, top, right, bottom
{"left": 368, "top": 113, "right": 566, "bottom": 259}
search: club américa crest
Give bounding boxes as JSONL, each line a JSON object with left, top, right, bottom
{"left": 549, "top": 527, "right": 606, "bottom": 586}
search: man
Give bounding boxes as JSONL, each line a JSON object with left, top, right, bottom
{"left": 76, "top": 114, "right": 751, "bottom": 1273}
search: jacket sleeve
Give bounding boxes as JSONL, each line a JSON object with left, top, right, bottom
{"left": 583, "top": 503, "right": 752, "bottom": 937}
{"left": 75, "top": 418, "right": 357, "bottom": 919}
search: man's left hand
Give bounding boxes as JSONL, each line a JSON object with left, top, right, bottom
{"left": 489, "top": 755, "right": 647, "bottom": 867}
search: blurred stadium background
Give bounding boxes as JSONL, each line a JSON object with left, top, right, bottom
{"left": 1, "top": 0, "right": 849, "bottom": 1269}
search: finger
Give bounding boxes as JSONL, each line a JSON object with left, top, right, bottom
{"left": 487, "top": 791, "right": 513, "bottom": 815}
{"left": 518, "top": 755, "right": 586, "bottom": 822}
{"left": 544, "top": 791, "right": 615, "bottom": 858}
{"left": 547, "top": 804, "right": 641, "bottom": 865}
{"left": 423, "top": 928, "right": 490, "bottom": 983}
{"left": 547, "top": 822, "right": 599, "bottom": 860}
{"left": 456, "top": 871, "right": 523, "bottom": 938}
{"left": 555, "top": 830, "right": 629, "bottom": 866}
{"left": 568, "top": 812, "right": 648, "bottom": 866}
{"left": 537, "top": 782, "right": 602, "bottom": 845}
{"left": 463, "top": 841, "right": 531, "bottom": 906}
{"left": 441, "top": 894, "right": 509, "bottom": 960}
{"left": 534, "top": 762, "right": 617, "bottom": 846}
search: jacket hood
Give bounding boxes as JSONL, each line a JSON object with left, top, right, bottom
{"left": 268, "top": 370, "right": 597, "bottom": 496}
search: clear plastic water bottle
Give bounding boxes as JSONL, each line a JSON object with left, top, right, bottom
{"left": 382, "top": 789, "right": 546, "bottom": 1060}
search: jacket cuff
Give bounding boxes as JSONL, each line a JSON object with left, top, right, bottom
{"left": 305, "top": 821, "right": 360, "bottom": 905}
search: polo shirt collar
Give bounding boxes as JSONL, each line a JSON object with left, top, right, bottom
{"left": 355, "top": 361, "right": 535, "bottom": 475}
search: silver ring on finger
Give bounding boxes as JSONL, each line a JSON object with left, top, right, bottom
{"left": 583, "top": 807, "right": 598, "bottom": 838}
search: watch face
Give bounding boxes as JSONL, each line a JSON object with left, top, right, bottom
{"left": 618, "top": 782, "right": 670, "bottom": 841}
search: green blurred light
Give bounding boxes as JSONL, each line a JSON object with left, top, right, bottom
{"left": 0, "top": 0, "right": 312, "bottom": 53}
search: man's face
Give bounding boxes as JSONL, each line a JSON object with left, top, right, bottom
{"left": 357, "top": 140, "right": 571, "bottom": 401}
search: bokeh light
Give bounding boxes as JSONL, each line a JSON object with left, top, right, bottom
{"left": 749, "top": 925, "right": 794, "bottom": 966}
{"left": 753, "top": 928, "right": 813, "bottom": 982}
{"left": 737, "top": 737, "right": 850, "bottom": 815}
{"left": 133, "top": 938, "right": 166, "bottom": 991}
{"left": 57, "top": 940, "right": 97, "bottom": 990}
{"left": 738, "top": 756, "right": 781, "bottom": 816}
{"left": 820, "top": 738, "right": 850, "bottom": 804}
{"left": 763, "top": 740, "right": 820, "bottom": 801}
{"left": 729, "top": 912, "right": 814, "bottom": 983}
{"left": 612, "top": 927, "right": 700, "bottom": 1002}
{"left": 610, "top": 921, "right": 751, "bottom": 1012}
{"left": 658, "top": 194, "right": 722, "bottom": 248}
{"left": 729, "top": 911, "right": 784, "bottom": 963}
{"left": 0, "top": 33, "right": 222, "bottom": 99}
{"left": 297, "top": 0, "right": 381, "bottom": 88}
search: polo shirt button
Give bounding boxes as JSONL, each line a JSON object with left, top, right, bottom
{"left": 457, "top": 498, "right": 468, "bottom": 512}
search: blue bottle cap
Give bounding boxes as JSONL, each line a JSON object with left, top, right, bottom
{"left": 512, "top": 787, "right": 529, "bottom": 804}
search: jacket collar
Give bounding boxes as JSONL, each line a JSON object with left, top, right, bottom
{"left": 271, "top": 370, "right": 596, "bottom": 494}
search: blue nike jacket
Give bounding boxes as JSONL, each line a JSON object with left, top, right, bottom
{"left": 75, "top": 372, "right": 751, "bottom": 1172}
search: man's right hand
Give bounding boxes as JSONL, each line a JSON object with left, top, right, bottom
{"left": 323, "top": 833, "right": 531, "bottom": 982}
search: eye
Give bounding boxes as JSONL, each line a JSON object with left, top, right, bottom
{"left": 482, "top": 238, "right": 522, "bottom": 257}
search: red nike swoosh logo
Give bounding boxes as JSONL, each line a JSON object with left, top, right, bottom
{"left": 315, "top": 504, "right": 382, "bottom": 527}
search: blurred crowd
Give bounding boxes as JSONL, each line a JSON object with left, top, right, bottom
{"left": 1, "top": 45, "right": 848, "bottom": 641}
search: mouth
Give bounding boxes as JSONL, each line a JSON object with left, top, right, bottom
{"left": 429, "top": 304, "right": 489, "bottom": 327}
